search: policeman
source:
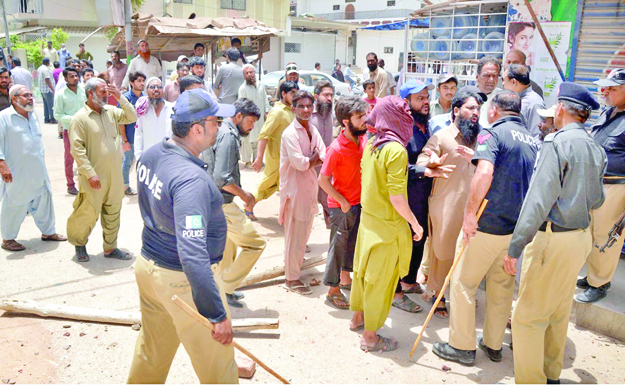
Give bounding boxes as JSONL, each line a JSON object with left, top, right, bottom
{"left": 503, "top": 82, "right": 607, "bottom": 384}
{"left": 127, "top": 89, "right": 239, "bottom": 384}
{"left": 433, "top": 90, "right": 537, "bottom": 366}
{"left": 576, "top": 68, "right": 625, "bottom": 303}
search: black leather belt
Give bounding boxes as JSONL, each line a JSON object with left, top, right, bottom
{"left": 604, "top": 176, "right": 625, "bottom": 185}
{"left": 539, "top": 222, "right": 578, "bottom": 232}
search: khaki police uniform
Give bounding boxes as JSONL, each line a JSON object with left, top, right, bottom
{"left": 507, "top": 117, "right": 606, "bottom": 383}
{"left": 449, "top": 116, "right": 537, "bottom": 352}
{"left": 585, "top": 107, "right": 625, "bottom": 288}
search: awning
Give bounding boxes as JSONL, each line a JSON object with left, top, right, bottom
{"left": 107, "top": 13, "right": 282, "bottom": 61}
{"left": 360, "top": 19, "right": 430, "bottom": 31}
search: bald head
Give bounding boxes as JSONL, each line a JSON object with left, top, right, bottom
{"left": 505, "top": 49, "right": 526, "bottom": 68}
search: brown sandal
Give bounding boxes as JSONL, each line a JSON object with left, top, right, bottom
{"left": 2, "top": 240, "right": 26, "bottom": 251}
{"left": 41, "top": 234, "right": 67, "bottom": 242}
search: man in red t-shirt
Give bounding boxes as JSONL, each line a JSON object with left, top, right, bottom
{"left": 318, "top": 96, "right": 369, "bottom": 309}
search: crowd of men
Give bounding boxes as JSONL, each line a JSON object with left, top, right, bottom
{"left": 0, "top": 37, "right": 623, "bottom": 384}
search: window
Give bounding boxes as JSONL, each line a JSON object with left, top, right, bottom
{"left": 333, "top": 5, "right": 340, "bottom": 10}
{"left": 221, "top": 0, "right": 246, "bottom": 11}
{"left": 387, "top": 0, "right": 396, "bottom": 5}
{"left": 285, "top": 43, "right": 301, "bottom": 53}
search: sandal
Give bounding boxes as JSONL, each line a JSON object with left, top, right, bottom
{"left": 392, "top": 294, "right": 423, "bottom": 313}
{"left": 339, "top": 283, "right": 352, "bottom": 291}
{"left": 360, "top": 335, "right": 399, "bottom": 352}
{"left": 75, "top": 246, "right": 90, "bottom": 263}
{"left": 402, "top": 283, "right": 423, "bottom": 294}
{"left": 326, "top": 292, "right": 349, "bottom": 309}
{"left": 349, "top": 324, "right": 364, "bottom": 332}
{"left": 41, "top": 234, "right": 67, "bottom": 242}
{"left": 2, "top": 240, "right": 25, "bottom": 251}
{"left": 104, "top": 248, "right": 132, "bottom": 260}
{"left": 433, "top": 297, "right": 449, "bottom": 319}
{"left": 245, "top": 210, "right": 258, "bottom": 221}
{"left": 282, "top": 281, "right": 312, "bottom": 295}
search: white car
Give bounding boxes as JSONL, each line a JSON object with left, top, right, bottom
{"left": 261, "top": 70, "right": 359, "bottom": 102}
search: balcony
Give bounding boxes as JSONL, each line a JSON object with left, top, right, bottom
{"left": 311, "top": 9, "right": 413, "bottom": 21}
{"left": 6, "top": 0, "right": 44, "bottom": 15}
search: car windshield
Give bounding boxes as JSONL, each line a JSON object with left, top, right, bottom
{"left": 261, "top": 72, "right": 283, "bottom": 87}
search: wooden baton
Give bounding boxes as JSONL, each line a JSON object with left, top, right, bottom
{"left": 409, "top": 199, "right": 488, "bottom": 358}
{"left": 172, "top": 295, "right": 290, "bottom": 384}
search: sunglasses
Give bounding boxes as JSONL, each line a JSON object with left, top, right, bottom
{"left": 148, "top": 85, "right": 163, "bottom": 90}
{"left": 286, "top": 65, "right": 298, "bottom": 72}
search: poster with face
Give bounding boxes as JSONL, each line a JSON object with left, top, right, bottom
{"left": 506, "top": 0, "right": 577, "bottom": 106}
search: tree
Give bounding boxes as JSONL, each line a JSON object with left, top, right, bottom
{"left": 1, "top": 28, "right": 69, "bottom": 68}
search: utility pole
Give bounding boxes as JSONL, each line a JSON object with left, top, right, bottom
{"left": 1, "top": 0, "right": 11, "bottom": 56}
{"left": 124, "top": 0, "right": 133, "bottom": 65}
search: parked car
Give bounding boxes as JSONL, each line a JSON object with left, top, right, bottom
{"left": 261, "top": 70, "right": 361, "bottom": 103}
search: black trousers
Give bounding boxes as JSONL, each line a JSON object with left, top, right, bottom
{"left": 395, "top": 239, "right": 426, "bottom": 293}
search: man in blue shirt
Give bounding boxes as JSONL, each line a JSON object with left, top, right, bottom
{"left": 127, "top": 88, "right": 238, "bottom": 383}
{"left": 433, "top": 90, "right": 537, "bottom": 366}
{"left": 120, "top": 71, "right": 145, "bottom": 195}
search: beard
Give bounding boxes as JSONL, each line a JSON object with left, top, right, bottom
{"left": 411, "top": 110, "right": 429, "bottom": 127}
{"left": 150, "top": 97, "right": 164, "bottom": 107}
{"left": 316, "top": 101, "right": 332, "bottom": 117}
{"left": 348, "top": 120, "right": 367, "bottom": 137}
{"left": 17, "top": 100, "right": 34, "bottom": 112}
{"left": 93, "top": 96, "right": 108, "bottom": 108}
{"left": 367, "top": 63, "right": 378, "bottom": 72}
{"left": 138, "top": 49, "right": 151, "bottom": 60}
{"left": 457, "top": 116, "right": 480, "bottom": 146}
{"left": 245, "top": 77, "right": 256, "bottom": 86}
{"left": 237, "top": 122, "right": 250, "bottom": 137}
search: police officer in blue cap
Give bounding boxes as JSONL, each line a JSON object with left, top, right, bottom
{"left": 502, "top": 82, "right": 607, "bottom": 384}
{"left": 127, "top": 88, "right": 239, "bottom": 383}
{"left": 391, "top": 79, "right": 455, "bottom": 314}
{"left": 576, "top": 68, "right": 625, "bottom": 303}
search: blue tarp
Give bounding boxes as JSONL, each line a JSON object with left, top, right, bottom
{"left": 360, "top": 18, "right": 430, "bottom": 31}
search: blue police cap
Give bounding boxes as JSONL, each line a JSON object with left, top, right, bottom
{"left": 400, "top": 79, "right": 434, "bottom": 99}
{"left": 172, "top": 88, "right": 234, "bottom": 123}
{"left": 557, "top": 82, "right": 600, "bottom": 110}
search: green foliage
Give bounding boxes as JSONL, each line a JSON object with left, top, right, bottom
{"left": 105, "top": 27, "right": 120, "bottom": 44}
{"left": 0, "top": 28, "right": 69, "bottom": 68}
{"left": 131, "top": 0, "right": 145, "bottom": 12}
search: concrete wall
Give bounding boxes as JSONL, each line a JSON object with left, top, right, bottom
{"left": 355, "top": 29, "right": 406, "bottom": 74}
{"left": 297, "top": 0, "right": 423, "bottom": 15}
{"left": 64, "top": 35, "right": 112, "bottom": 74}
{"left": 261, "top": 36, "right": 284, "bottom": 73}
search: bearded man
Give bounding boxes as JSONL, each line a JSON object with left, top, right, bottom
{"left": 237, "top": 64, "right": 268, "bottom": 165}
{"left": 121, "top": 40, "right": 162, "bottom": 90}
{"left": 67, "top": 78, "right": 137, "bottom": 262}
{"left": 205, "top": 98, "right": 266, "bottom": 308}
{"left": 363, "top": 52, "right": 389, "bottom": 98}
{"left": 0, "top": 67, "right": 11, "bottom": 111}
{"left": 0, "top": 85, "right": 67, "bottom": 251}
{"left": 107, "top": 51, "right": 128, "bottom": 90}
{"left": 133, "top": 77, "right": 173, "bottom": 160}
{"left": 416, "top": 86, "right": 486, "bottom": 318}
{"left": 311, "top": 80, "right": 335, "bottom": 228}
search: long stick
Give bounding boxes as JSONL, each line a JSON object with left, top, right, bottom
{"left": 523, "top": 0, "right": 565, "bottom": 81}
{"left": 409, "top": 199, "right": 488, "bottom": 358}
{"left": 239, "top": 253, "right": 327, "bottom": 288}
{"left": 172, "top": 295, "right": 289, "bottom": 384}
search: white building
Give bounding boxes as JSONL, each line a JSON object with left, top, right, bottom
{"left": 291, "top": 0, "right": 427, "bottom": 74}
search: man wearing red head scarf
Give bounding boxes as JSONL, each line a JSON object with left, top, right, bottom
{"left": 349, "top": 95, "right": 424, "bottom": 352}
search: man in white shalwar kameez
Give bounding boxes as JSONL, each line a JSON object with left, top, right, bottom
{"left": 0, "top": 85, "right": 66, "bottom": 251}
{"left": 237, "top": 64, "right": 268, "bottom": 165}
{"left": 133, "top": 77, "right": 173, "bottom": 160}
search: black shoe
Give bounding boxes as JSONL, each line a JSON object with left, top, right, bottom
{"left": 547, "top": 379, "right": 560, "bottom": 384}
{"left": 576, "top": 276, "right": 589, "bottom": 289}
{"left": 477, "top": 334, "right": 502, "bottom": 362}
{"left": 432, "top": 342, "right": 475, "bottom": 366}
{"left": 75, "top": 246, "right": 90, "bottom": 263}
{"left": 226, "top": 293, "right": 244, "bottom": 308}
{"left": 67, "top": 187, "right": 79, "bottom": 195}
{"left": 575, "top": 284, "right": 610, "bottom": 303}
{"left": 233, "top": 291, "right": 245, "bottom": 300}
{"left": 44, "top": 119, "right": 50, "bottom": 124}
{"left": 50, "top": 119, "right": 58, "bottom": 124}
{"left": 57, "top": 134, "right": 63, "bottom": 139}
